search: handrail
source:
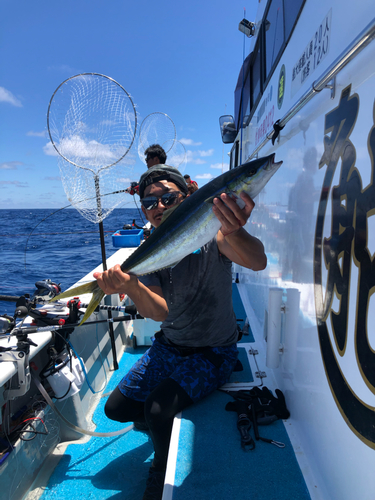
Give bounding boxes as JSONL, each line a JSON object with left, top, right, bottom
{"left": 249, "top": 17, "right": 375, "bottom": 159}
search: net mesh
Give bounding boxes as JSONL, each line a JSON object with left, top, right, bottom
{"left": 162, "top": 139, "right": 187, "bottom": 172}
{"left": 48, "top": 73, "right": 137, "bottom": 223}
{"left": 137, "top": 112, "right": 176, "bottom": 163}
{"left": 57, "top": 154, "right": 135, "bottom": 223}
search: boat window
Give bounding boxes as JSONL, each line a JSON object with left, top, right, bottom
{"left": 283, "top": 0, "right": 305, "bottom": 42}
{"left": 229, "top": 0, "right": 306, "bottom": 135}
{"left": 241, "top": 69, "right": 251, "bottom": 127}
{"left": 251, "top": 41, "right": 261, "bottom": 107}
{"left": 230, "top": 141, "right": 239, "bottom": 169}
{"left": 265, "top": 0, "right": 284, "bottom": 79}
{"left": 234, "top": 141, "right": 239, "bottom": 168}
{"left": 234, "top": 53, "right": 252, "bottom": 130}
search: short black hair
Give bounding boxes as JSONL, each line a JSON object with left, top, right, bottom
{"left": 183, "top": 174, "right": 190, "bottom": 179}
{"left": 144, "top": 144, "right": 167, "bottom": 164}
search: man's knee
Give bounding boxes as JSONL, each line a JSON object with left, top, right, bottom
{"left": 144, "top": 378, "right": 193, "bottom": 427}
{"left": 104, "top": 387, "right": 144, "bottom": 423}
{"left": 104, "top": 398, "right": 122, "bottom": 421}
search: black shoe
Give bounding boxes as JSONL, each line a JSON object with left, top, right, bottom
{"left": 142, "top": 467, "right": 166, "bottom": 500}
{"left": 134, "top": 420, "right": 149, "bottom": 431}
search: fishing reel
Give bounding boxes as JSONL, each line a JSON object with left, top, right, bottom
{"left": 0, "top": 314, "right": 16, "bottom": 335}
{"left": 32, "top": 279, "right": 61, "bottom": 303}
{"left": 0, "top": 279, "right": 78, "bottom": 338}
{"left": 0, "top": 281, "right": 79, "bottom": 401}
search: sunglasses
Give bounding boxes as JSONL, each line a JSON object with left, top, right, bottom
{"left": 141, "top": 191, "right": 185, "bottom": 211}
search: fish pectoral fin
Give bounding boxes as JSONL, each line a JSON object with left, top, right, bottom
{"left": 204, "top": 190, "right": 230, "bottom": 205}
{"left": 50, "top": 281, "right": 99, "bottom": 302}
{"left": 78, "top": 287, "right": 105, "bottom": 326}
{"left": 205, "top": 190, "right": 245, "bottom": 209}
{"left": 160, "top": 205, "right": 179, "bottom": 223}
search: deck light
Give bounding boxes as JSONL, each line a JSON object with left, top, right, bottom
{"left": 238, "top": 19, "right": 255, "bottom": 37}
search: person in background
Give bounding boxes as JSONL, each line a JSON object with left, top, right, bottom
{"left": 126, "top": 145, "right": 168, "bottom": 196}
{"left": 94, "top": 165, "right": 267, "bottom": 500}
{"left": 144, "top": 144, "right": 167, "bottom": 169}
{"left": 184, "top": 174, "right": 198, "bottom": 189}
{"left": 187, "top": 182, "right": 198, "bottom": 195}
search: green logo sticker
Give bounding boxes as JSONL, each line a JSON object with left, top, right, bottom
{"left": 277, "top": 65, "right": 285, "bottom": 110}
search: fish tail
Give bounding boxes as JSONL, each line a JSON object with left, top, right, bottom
{"left": 50, "top": 280, "right": 99, "bottom": 302}
{"left": 49, "top": 280, "right": 106, "bottom": 326}
{"left": 78, "top": 287, "right": 105, "bottom": 326}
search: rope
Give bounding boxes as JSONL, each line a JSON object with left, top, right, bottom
{"left": 32, "top": 373, "right": 134, "bottom": 438}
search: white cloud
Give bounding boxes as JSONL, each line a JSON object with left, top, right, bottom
{"left": 210, "top": 163, "right": 228, "bottom": 170}
{"left": 44, "top": 176, "right": 61, "bottom": 181}
{"left": 43, "top": 135, "right": 126, "bottom": 167}
{"left": 198, "top": 149, "right": 214, "bottom": 157}
{"left": 185, "top": 148, "right": 214, "bottom": 165}
{"left": 47, "top": 64, "right": 75, "bottom": 73}
{"left": 0, "top": 180, "right": 28, "bottom": 188}
{"left": 196, "top": 173, "right": 214, "bottom": 180}
{"left": 180, "top": 138, "right": 202, "bottom": 146}
{"left": 0, "top": 86, "right": 22, "bottom": 107}
{"left": 184, "top": 150, "right": 204, "bottom": 165}
{"left": 0, "top": 161, "right": 23, "bottom": 170}
{"left": 43, "top": 142, "right": 59, "bottom": 156}
{"left": 116, "top": 177, "right": 132, "bottom": 184}
{"left": 27, "top": 130, "right": 47, "bottom": 137}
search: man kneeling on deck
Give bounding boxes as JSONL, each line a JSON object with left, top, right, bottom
{"left": 93, "top": 165, "right": 267, "bottom": 500}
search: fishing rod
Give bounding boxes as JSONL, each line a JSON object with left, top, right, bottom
{"left": 0, "top": 309, "right": 135, "bottom": 439}
{"left": 0, "top": 279, "right": 140, "bottom": 336}
{"left": 0, "top": 276, "right": 140, "bottom": 439}
{"left": 1, "top": 314, "right": 134, "bottom": 338}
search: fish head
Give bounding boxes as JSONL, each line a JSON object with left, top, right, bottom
{"left": 231, "top": 154, "right": 283, "bottom": 199}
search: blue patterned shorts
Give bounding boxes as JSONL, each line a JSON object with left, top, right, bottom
{"left": 118, "top": 336, "right": 238, "bottom": 403}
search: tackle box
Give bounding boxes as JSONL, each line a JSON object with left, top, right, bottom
{"left": 112, "top": 229, "right": 143, "bottom": 248}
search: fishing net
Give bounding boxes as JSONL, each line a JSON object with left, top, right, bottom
{"left": 137, "top": 112, "right": 176, "bottom": 164}
{"left": 162, "top": 139, "right": 187, "bottom": 172}
{"left": 47, "top": 73, "right": 137, "bottom": 223}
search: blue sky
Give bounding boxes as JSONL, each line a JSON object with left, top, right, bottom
{"left": 0, "top": 0, "right": 257, "bottom": 209}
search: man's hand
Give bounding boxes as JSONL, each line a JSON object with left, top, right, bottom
{"left": 94, "top": 265, "right": 169, "bottom": 321}
{"left": 93, "top": 264, "right": 136, "bottom": 295}
{"left": 212, "top": 191, "right": 254, "bottom": 237}
{"left": 214, "top": 192, "right": 267, "bottom": 271}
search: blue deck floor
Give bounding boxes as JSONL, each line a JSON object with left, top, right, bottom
{"left": 171, "top": 391, "right": 311, "bottom": 500}
{"left": 40, "top": 348, "right": 151, "bottom": 500}
{"left": 39, "top": 284, "right": 310, "bottom": 500}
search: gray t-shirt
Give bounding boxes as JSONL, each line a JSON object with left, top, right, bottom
{"left": 139, "top": 237, "right": 238, "bottom": 347}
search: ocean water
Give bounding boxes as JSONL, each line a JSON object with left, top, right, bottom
{"left": 0, "top": 208, "right": 146, "bottom": 315}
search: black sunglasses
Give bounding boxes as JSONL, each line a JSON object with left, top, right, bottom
{"left": 141, "top": 191, "right": 185, "bottom": 211}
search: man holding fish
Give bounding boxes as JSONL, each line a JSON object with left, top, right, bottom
{"left": 93, "top": 164, "right": 269, "bottom": 499}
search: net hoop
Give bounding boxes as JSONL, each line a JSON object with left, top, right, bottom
{"left": 47, "top": 73, "right": 137, "bottom": 172}
{"left": 138, "top": 111, "right": 176, "bottom": 162}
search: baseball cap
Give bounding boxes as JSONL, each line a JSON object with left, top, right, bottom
{"left": 138, "top": 164, "right": 189, "bottom": 199}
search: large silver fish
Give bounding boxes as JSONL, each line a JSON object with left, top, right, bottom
{"left": 52, "top": 154, "right": 282, "bottom": 324}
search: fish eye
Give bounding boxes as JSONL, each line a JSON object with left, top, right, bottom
{"left": 249, "top": 169, "right": 257, "bottom": 176}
